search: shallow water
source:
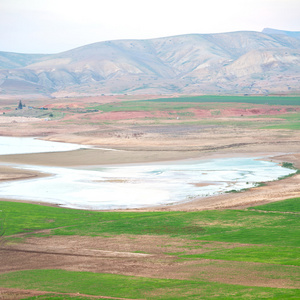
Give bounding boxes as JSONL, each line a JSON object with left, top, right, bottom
{"left": 0, "top": 136, "right": 84, "bottom": 155}
{"left": 0, "top": 156, "right": 295, "bottom": 210}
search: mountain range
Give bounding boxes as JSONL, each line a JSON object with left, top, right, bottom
{"left": 1, "top": 28, "right": 300, "bottom": 97}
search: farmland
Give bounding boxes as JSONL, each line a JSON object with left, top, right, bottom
{"left": 0, "top": 198, "right": 299, "bottom": 299}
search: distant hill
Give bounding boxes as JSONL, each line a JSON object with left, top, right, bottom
{"left": 0, "top": 30, "right": 300, "bottom": 96}
{"left": 0, "top": 52, "right": 48, "bottom": 69}
{"left": 262, "top": 28, "right": 300, "bottom": 40}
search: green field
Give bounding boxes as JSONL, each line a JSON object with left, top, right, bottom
{"left": 1, "top": 269, "right": 299, "bottom": 300}
{"left": 1, "top": 200, "right": 299, "bottom": 247}
{"left": 85, "top": 95, "right": 300, "bottom": 130}
{"left": 144, "top": 95, "right": 300, "bottom": 106}
{"left": 260, "top": 113, "right": 300, "bottom": 130}
{"left": 89, "top": 101, "right": 205, "bottom": 112}
{"left": 0, "top": 198, "right": 299, "bottom": 299}
{"left": 90, "top": 96, "right": 300, "bottom": 113}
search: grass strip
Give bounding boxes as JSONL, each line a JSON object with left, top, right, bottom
{"left": 1, "top": 200, "right": 299, "bottom": 247}
{"left": 1, "top": 269, "right": 299, "bottom": 300}
{"left": 144, "top": 95, "right": 300, "bottom": 106}
{"left": 180, "top": 245, "right": 300, "bottom": 266}
{"left": 250, "top": 197, "right": 300, "bottom": 212}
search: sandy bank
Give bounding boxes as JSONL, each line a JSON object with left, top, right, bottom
{"left": 0, "top": 144, "right": 297, "bottom": 168}
{"left": 0, "top": 165, "right": 48, "bottom": 182}
{"left": 0, "top": 148, "right": 207, "bottom": 167}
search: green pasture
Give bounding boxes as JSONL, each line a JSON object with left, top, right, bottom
{"left": 86, "top": 95, "right": 300, "bottom": 130}
{"left": 259, "top": 112, "right": 300, "bottom": 130}
{"left": 179, "top": 245, "right": 300, "bottom": 266}
{"left": 1, "top": 270, "right": 299, "bottom": 300}
{"left": 89, "top": 95, "right": 300, "bottom": 113}
{"left": 0, "top": 197, "right": 299, "bottom": 299}
{"left": 144, "top": 95, "right": 300, "bottom": 106}
{"left": 90, "top": 101, "right": 202, "bottom": 112}
{"left": 1, "top": 199, "right": 299, "bottom": 248}
{"left": 251, "top": 197, "right": 300, "bottom": 212}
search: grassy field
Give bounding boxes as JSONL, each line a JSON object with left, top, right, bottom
{"left": 84, "top": 95, "right": 300, "bottom": 130}
{"left": 89, "top": 97, "right": 300, "bottom": 113}
{"left": 1, "top": 200, "right": 299, "bottom": 247}
{"left": 0, "top": 198, "right": 299, "bottom": 299}
{"left": 1, "top": 269, "right": 299, "bottom": 300}
{"left": 1, "top": 95, "right": 299, "bottom": 132}
{"left": 260, "top": 112, "right": 300, "bottom": 130}
{"left": 143, "top": 95, "right": 300, "bottom": 106}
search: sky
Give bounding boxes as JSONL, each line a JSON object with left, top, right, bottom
{"left": 1, "top": 0, "right": 300, "bottom": 54}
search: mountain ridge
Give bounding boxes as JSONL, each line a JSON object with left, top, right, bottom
{"left": 1, "top": 29, "right": 300, "bottom": 96}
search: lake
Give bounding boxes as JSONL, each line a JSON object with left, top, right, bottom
{"left": 0, "top": 137, "right": 296, "bottom": 210}
{"left": 0, "top": 136, "right": 84, "bottom": 155}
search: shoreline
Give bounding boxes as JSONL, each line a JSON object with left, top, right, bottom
{"left": 0, "top": 165, "right": 50, "bottom": 182}
{"left": 0, "top": 149, "right": 299, "bottom": 212}
{"left": 0, "top": 146, "right": 293, "bottom": 168}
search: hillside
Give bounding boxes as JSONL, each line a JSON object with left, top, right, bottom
{"left": 262, "top": 28, "right": 300, "bottom": 40}
{"left": 0, "top": 29, "right": 300, "bottom": 96}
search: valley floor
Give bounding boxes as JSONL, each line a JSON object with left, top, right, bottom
{"left": 0, "top": 95, "right": 299, "bottom": 299}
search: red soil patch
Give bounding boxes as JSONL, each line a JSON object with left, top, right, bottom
{"left": 192, "top": 109, "right": 212, "bottom": 117}
{"left": 85, "top": 107, "right": 299, "bottom": 121}
{"left": 85, "top": 111, "right": 176, "bottom": 121}
{"left": 191, "top": 107, "right": 299, "bottom": 118}
{"left": 44, "top": 102, "right": 85, "bottom": 109}
{"left": 219, "top": 107, "right": 295, "bottom": 117}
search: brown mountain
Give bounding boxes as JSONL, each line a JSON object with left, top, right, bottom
{"left": 1, "top": 29, "right": 300, "bottom": 96}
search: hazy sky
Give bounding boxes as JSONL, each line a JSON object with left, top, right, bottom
{"left": 1, "top": 0, "right": 300, "bottom": 54}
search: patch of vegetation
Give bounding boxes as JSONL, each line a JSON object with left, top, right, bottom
{"left": 270, "top": 162, "right": 300, "bottom": 180}
{"left": 278, "top": 172, "right": 299, "bottom": 180}
{"left": 275, "top": 162, "right": 300, "bottom": 180}
{"left": 83, "top": 96, "right": 300, "bottom": 130}
{"left": 255, "top": 182, "right": 267, "bottom": 187}
{"left": 89, "top": 101, "right": 199, "bottom": 113}
{"left": 89, "top": 97, "right": 300, "bottom": 114}
{"left": 3, "top": 106, "right": 64, "bottom": 120}
{"left": 176, "top": 111, "right": 195, "bottom": 117}
{"left": 225, "top": 182, "right": 267, "bottom": 194}
{"left": 1, "top": 269, "right": 299, "bottom": 300}
{"left": 281, "top": 162, "right": 298, "bottom": 170}
{"left": 180, "top": 245, "right": 300, "bottom": 266}
{"left": 0, "top": 209, "right": 5, "bottom": 238}
{"left": 262, "top": 123, "right": 300, "bottom": 130}
{"left": 144, "top": 95, "right": 300, "bottom": 106}
{"left": 260, "top": 112, "right": 300, "bottom": 130}
{"left": 24, "top": 295, "right": 95, "bottom": 300}
{"left": 24, "top": 295, "right": 92, "bottom": 299}
{"left": 1, "top": 200, "right": 299, "bottom": 247}
{"left": 250, "top": 197, "right": 300, "bottom": 213}
{"left": 1, "top": 198, "right": 299, "bottom": 298}
{"left": 225, "top": 189, "right": 247, "bottom": 193}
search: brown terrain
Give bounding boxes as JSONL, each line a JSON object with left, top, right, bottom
{"left": 0, "top": 94, "right": 299, "bottom": 299}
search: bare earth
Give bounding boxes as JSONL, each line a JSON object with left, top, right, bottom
{"left": 0, "top": 95, "right": 299, "bottom": 299}
{"left": 2, "top": 234, "right": 299, "bottom": 290}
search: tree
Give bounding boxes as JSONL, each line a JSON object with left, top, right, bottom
{"left": 18, "top": 100, "right": 23, "bottom": 110}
